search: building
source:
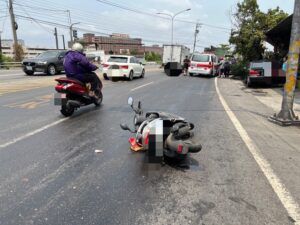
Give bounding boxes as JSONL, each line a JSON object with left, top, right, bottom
{"left": 82, "top": 33, "right": 143, "bottom": 55}
{"left": 144, "top": 45, "right": 163, "bottom": 57}
{"left": 1, "top": 46, "right": 63, "bottom": 59}
{"left": 265, "top": 14, "right": 300, "bottom": 89}
{"left": 1, "top": 39, "right": 25, "bottom": 47}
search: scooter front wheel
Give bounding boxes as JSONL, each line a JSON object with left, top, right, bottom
{"left": 61, "top": 105, "right": 74, "bottom": 117}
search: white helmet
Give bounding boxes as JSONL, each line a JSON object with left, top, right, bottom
{"left": 72, "top": 43, "right": 84, "bottom": 53}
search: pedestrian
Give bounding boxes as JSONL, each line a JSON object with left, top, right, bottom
{"left": 219, "top": 58, "right": 225, "bottom": 77}
{"left": 183, "top": 56, "right": 190, "bottom": 76}
{"left": 223, "top": 60, "right": 230, "bottom": 78}
{"left": 282, "top": 56, "right": 288, "bottom": 74}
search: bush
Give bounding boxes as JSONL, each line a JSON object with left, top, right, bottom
{"left": 231, "top": 61, "right": 249, "bottom": 80}
{"left": 0, "top": 54, "right": 14, "bottom": 69}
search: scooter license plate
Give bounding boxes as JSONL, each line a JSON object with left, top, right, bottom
{"left": 54, "top": 93, "right": 66, "bottom": 105}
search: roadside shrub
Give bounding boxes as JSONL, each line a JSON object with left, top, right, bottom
{"left": 0, "top": 54, "right": 14, "bottom": 70}
{"left": 231, "top": 61, "right": 249, "bottom": 80}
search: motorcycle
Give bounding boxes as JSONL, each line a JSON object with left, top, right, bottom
{"left": 54, "top": 73, "right": 103, "bottom": 117}
{"left": 120, "top": 97, "right": 202, "bottom": 163}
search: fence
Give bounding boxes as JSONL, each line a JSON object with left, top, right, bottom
{"left": 0, "top": 62, "right": 22, "bottom": 69}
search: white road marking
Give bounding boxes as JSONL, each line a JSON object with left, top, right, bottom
{"left": 0, "top": 118, "right": 69, "bottom": 149}
{"left": 215, "top": 78, "right": 300, "bottom": 224}
{"left": 131, "top": 82, "right": 154, "bottom": 91}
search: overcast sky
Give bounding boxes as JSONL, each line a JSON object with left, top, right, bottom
{"left": 0, "top": 0, "right": 295, "bottom": 51}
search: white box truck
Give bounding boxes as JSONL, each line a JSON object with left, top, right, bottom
{"left": 163, "top": 45, "right": 190, "bottom": 65}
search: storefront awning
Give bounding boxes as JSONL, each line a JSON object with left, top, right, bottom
{"left": 265, "top": 14, "right": 293, "bottom": 52}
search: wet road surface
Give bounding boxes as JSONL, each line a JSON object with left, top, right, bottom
{"left": 0, "top": 70, "right": 299, "bottom": 225}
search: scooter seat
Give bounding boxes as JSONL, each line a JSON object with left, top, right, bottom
{"left": 55, "top": 77, "right": 85, "bottom": 86}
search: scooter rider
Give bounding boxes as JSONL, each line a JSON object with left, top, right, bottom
{"left": 64, "top": 43, "right": 100, "bottom": 97}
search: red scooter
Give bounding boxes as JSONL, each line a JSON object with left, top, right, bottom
{"left": 54, "top": 75, "right": 103, "bottom": 117}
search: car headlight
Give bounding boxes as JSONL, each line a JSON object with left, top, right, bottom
{"left": 37, "top": 61, "right": 47, "bottom": 65}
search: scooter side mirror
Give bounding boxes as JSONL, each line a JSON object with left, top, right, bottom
{"left": 120, "top": 123, "right": 130, "bottom": 131}
{"left": 128, "top": 97, "right": 134, "bottom": 106}
{"left": 120, "top": 123, "right": 136, "bottom": 133}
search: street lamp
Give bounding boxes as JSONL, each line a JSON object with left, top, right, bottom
{"left": 70, "top": 22, "right": 80, "bottom": 46}
{"left": 157, "top": 8, "right": 191, "bottom": 61}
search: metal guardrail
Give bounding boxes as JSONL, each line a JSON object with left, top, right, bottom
{"left": 0, "top": 62, "right": 22, "bottom": 69}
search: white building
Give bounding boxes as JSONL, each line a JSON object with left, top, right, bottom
{"left": 1, "top": 46, "right": 66, "bottom": 59}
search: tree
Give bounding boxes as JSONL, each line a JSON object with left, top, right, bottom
{"left": 229, "top": 0, "right": 288, "bottom": 62}
{"left": 145, "top": 52, "right": 161, "bottom": 62}
{"left": 13, "top": 43, "right": 24, "bottom": 62}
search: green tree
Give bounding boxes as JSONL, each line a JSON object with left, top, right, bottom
{"left": 229, "top": 0, "right": 288, "bottom": 62}
{"left": 145, "top": 52, "right": 161, "bottom": 62}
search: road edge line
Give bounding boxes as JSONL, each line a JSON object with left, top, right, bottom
{"left": 0, "top": 118, "right": 69, "bottom": 149}
{"left": 214, "top": 77, "right": 300, "bottom": 224}
{"left": 131, "top": 82, "right": 154, "bottom": 91}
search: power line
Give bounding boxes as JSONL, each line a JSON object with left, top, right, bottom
{"left": 16, "top": 4, "right": 54, "bottom": 34}
{"left": 12, "top": 2, "right": 68, "bottom": 13}
{"left": 95, "top": 0, "right": 231, "bottom": 31}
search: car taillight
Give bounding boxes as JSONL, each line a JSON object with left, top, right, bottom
{"left": 144, "top": 132, "right": 149, "bottom": 145}
{"left": 120, "top": 65, "right": 128, "bottom": 69}
{"left": 249, "top": 70, "right": 260, "bottom": 76}
{"left": 177, "top": 144, "right": 183, "bottom": 153}
{"left": 102, "top": 64, "right": 109, "bottom": 68}
{"left": 197, "top": 63, "right": 212, "bottom": 68}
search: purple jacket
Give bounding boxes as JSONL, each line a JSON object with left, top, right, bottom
{"left": 63, "top": 50, "right": 98, "bottom": 80}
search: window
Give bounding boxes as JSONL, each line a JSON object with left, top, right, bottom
{"left": 130, "top": 57, "right": 135, "bottom": 63}
{"left": 192, "top": 54, "right": 210, "bottom": 62}
{"left": 108, "top": 57, "right": 128, "bottom": 63}
{"left": 36, "top": 51, "right": 60, "bottom": 59}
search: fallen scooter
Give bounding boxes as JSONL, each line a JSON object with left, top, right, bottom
{"left": 120, "top": 97, "right": 202, "bottom": 164}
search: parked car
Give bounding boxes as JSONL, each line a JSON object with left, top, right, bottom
{"left": 102, "top": 55, "right": 145, "bottom": 81}
{"left": 188, "top": 53, "right": 219, "bottom": 76}
{"left": 245, "top": 61, "right": 285, "bottom": 87}
{"left": 22, "top": 50, "right": 67, "bottom": 75}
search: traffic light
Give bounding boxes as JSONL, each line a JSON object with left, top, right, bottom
{"left": 73, "top": 30, "right": 78, "bottom": 39}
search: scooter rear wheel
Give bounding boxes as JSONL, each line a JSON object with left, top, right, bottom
{"left": 94, "top": 91, "right": 103, "bottom": 106}
{"left": 61, "top": 105, "right": 74, "bottom": 117}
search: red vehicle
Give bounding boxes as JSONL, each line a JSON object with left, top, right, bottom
{"left": 54, "top": 76, "right": 103, "bottom": 117}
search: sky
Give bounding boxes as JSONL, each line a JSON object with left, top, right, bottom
{"left": 0, "top": 0, "right": 295, "bottom": 52}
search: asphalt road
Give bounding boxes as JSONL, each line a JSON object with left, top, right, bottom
{"left": 0, "top": 69, "right": 299, "bottom": 225}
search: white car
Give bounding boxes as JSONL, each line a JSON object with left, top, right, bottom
{"left": 102, "top": 55, "right": 145, "bottom": 81}
{"left": 188, "top": 53, "right": 219, "bottom": 76}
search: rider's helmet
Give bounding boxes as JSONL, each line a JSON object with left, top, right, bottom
{"left": 72, "top": 43, "right": 84, "bottom": 53}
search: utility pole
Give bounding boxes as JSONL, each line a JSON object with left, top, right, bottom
{"left": 61, "top": 35, "right": 66, "bottom": 50}
{"left": 8, "top": 0, "right": 18, "bottom": 59}
{"left": 193, "top": 23, "right": 201, "bottom": 55}
{"left": 54, "top": 27, "right": 59, "bottom": 49}
{"left": 0, "top": 31, "right": 2, "bottom": 55}
{"left": 269, "top": 0, "right": 300, "bottom": 126}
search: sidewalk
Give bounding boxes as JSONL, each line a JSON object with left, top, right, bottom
{"left": 231, "top": 80, "right": 300, "bottom": 114}
{"left": 217, "top": 78, "right": 300, "bottom": 208}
